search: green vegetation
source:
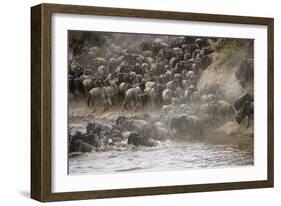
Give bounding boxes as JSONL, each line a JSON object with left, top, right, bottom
{"left": 218, "top": 40, "right": 248, "bottom": 66}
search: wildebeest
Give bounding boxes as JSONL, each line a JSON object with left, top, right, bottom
{"left": 68, "top": 75, "right": 85, "bottom": 98}
{"left": 69, "top": 130, "right": 97, "bottom": 153}
{"left": 170, "top": 115, "right": 203, "bottom": 139}
{"left": 213, "top": 100, "right": 235, "bottom": 122}
{"left": 183, "top": 85, "right": 197, "bottom": 104}
{"left": 234, "top": 93, "right": 254, "bottom": 127}
{"left": 234, "top": 93, "right": 253, "bottom": 111}
{"left": 117, "top": 117, "right": 148, "bottom": 133}
{"left": 127, "top": 132, "right": 156, "bottom": 147}
{"left": 122, "top": 86, "right": 142, "bottom": 111}
{"left": 144, "top": 82, "right": 162, "bottom": 107}
{"left": 118, "top": 82, "right": 129, "bottom": 96}
{"left": 87, "top": 86, "right": 115, "bottom": 111}
{"left": 142, "top": 50, "right": 153, "bottom": 58}
{"left": 235, "top": 58, "right": 254, "bottom": 89}
{"left": 162, "top": 88, "right": 172, "bottom": 105}
{"left": 69, "top": 139, "right": 93, "bottom": 153}
{"left": 140, "top": 123, "right": 169, "bottom": 141}
{"left": 235, "top": 101, "right": 254, "bottom": 128}
{"left": 82, "top": 77, "right": 102, "bottom": 98}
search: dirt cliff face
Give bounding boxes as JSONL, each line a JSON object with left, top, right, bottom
{"left": 198, "top": 39, "right": 254, "bottom": 103}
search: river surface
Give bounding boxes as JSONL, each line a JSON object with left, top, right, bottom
{"left": 68, "top": 138, "right": 253, "bottom": 175}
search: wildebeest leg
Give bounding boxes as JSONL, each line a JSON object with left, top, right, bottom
{"left": 91, "top": 98, "right": 96, "bottom": 112}
{"left": 102, "top": 100, "right": 106, "bottom": 112}
{"left": 87, "top": 95, "right": 92, "bottom": 107}
{"left": 231, "top": 105, "right": 237, "bottom": 122}
{"left": 138, "top": 98, "right": 143, "bottom": 110}
{"left": 107, "top": 98, "right": 112, "bottom": 107}
{"left": 81, "top": 89, "right": 86, "bottom": 100}
{"left": 134, "top": 100, "right": 139, "bottom": 112}
{"left": 247, "top": 115, "right": 250, "bottom": 128}
{"left": 104, "top": 98, "right": 111, "bottom": 111}
{"left": 122, "top": 100, "right": 127, "bottom": 111}
{"left": 131, "top": 100, "right": 135, "bottom": 111}
{"left": 84, "top": 88, "right": 90, "bottom": 104}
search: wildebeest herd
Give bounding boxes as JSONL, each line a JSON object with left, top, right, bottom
{"left": 68, "top": 32, "right": 254, "bottom": 154}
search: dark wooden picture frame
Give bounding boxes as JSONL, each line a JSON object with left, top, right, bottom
{"left": 31, "top": 3, "right": 274, "bottom": 202}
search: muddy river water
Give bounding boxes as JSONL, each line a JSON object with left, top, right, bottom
{"left": 69, "top": 138, "right": 253, "bottom": 175}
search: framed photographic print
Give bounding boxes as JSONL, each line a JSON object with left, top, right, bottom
{"left": 31, "top": 3, "right": 274, "bottom": 202}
